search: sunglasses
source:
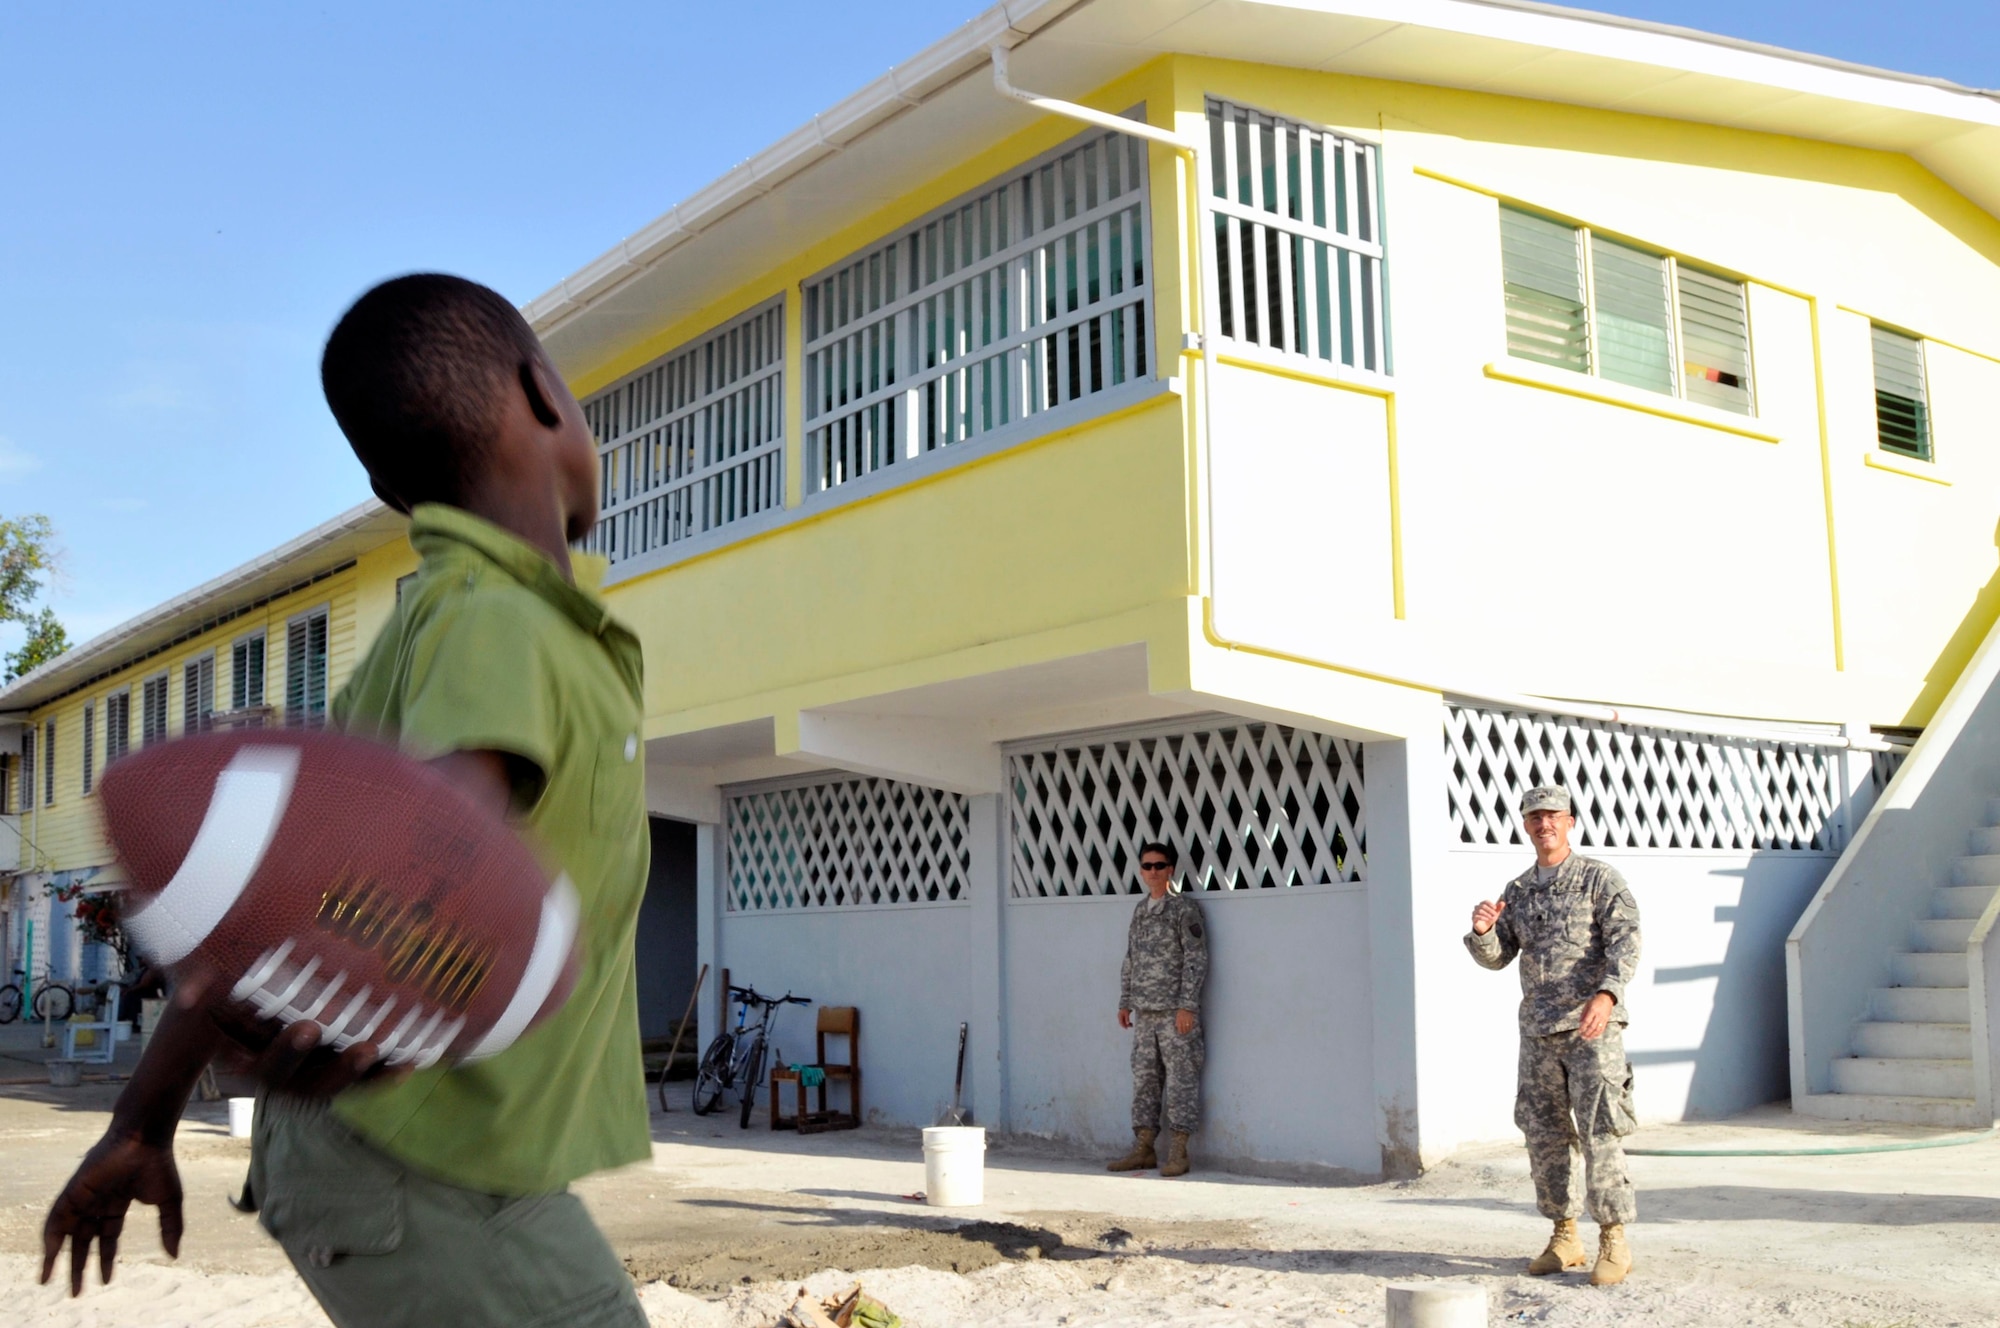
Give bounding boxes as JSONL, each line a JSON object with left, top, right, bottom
{"left": 1139, "top": 861, "right": 1173, "bottom": 871}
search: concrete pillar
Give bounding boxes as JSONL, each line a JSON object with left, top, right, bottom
{"left": 1385, "top": 1282, "right": 1486, "bottom": 1327}
{"left": 966, "top": 793, "right": 1006, "bottom": 1128}
{"left": 1833, "top": 720, "right": 1884, "bottom": 849}
{"left": 694, "top": 821, "right": 724, "bottom": 1052}
{"left": 1364, "top": 715, "right": 1452, "bottom": 1177}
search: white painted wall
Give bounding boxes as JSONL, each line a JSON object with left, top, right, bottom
{"left": 715, "top": 903, "right": 975, "bottom": 1126}
{"left": 1003, "top": 885, "right": 1380, "bottom": 1178}
{"left": 1419, "top": 845, "right": 1834, "bottom": 1154}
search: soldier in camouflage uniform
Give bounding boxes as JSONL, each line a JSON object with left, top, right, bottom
{"left": 1108, "top": 841, "right": 1209, "bottom": 1177}
{"left": 1467, "top": 786, "right": 1641, "bottom": 1287}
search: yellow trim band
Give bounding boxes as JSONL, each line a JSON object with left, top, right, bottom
{"left": 1864, "top": 451, "right": 1953, "bottom": 486}
{"left": 1481, "top": 363, "right": 1782, "bottom": 443}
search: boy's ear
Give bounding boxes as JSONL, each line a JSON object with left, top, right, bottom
{"left": 519, "top": 360, "right": 563, "bottom": 430}
{"left": 370, "top": 477, "right": 411, "bottom": 515}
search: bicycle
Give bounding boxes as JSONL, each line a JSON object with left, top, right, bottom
{"left": 0, "top": 965, "right": 75, "bottom": 1024}
{"left": 692, "top": 984, "right": 810, "bottom": 1129}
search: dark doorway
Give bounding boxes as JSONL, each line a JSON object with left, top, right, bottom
{"left": 634, "top": 816, "right": 697, "bottom": 1039}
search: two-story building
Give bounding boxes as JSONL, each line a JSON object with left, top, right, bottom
{"left": 10, "top": 0, "right": 2000, "bottom": 1175}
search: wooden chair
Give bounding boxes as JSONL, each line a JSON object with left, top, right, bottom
{"left": 769, "top": 1006, "right": 861, "bottom": 1133}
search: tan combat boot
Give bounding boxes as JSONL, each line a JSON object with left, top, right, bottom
{"left": 1526, "top": 1219, "right": 1587, "bottom": 1275}
{"left": 1590, "top": 1224, "right": 1632, "bottom": 1286}
{"left": 1159, "top": 1131, "right": 1191, "bottom": 1177}
{"left": 1106, "top": 1129, "right": 1158, "bottom": 1172}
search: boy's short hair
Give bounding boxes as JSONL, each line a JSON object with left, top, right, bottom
{"left": 321, "top": 274, "right": 546, "bottom": 508}
{"left": 1139, "top": 841, "right": 1178, "bottom": 865}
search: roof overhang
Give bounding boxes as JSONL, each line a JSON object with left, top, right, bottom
{"left": 0, "top": 501, "right": 408, "bottom": 715}
{"left": 528, "top": 0, "right": 2000, "bottom": 385}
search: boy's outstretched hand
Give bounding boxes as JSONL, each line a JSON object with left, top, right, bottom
{"left": 41, "top": 1132, "right": 184, "bottom": 1296}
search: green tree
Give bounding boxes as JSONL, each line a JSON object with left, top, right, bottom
{"left": 0, "top": 514, "right": 68, "bottom": 681}
{"left": 5, "top": 606, "right": 70, "bottom": 682}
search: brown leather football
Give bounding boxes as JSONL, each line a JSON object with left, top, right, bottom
{"left": 99, "top": 728, "right": 577, "bottom": 1069}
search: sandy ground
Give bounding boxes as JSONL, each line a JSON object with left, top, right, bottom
{"left": 3, "top": 1038, "right": 1998, "bottom": 1326}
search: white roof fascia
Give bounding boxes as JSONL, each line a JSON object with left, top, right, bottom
{"left": 524, "top": 0, "right": 2000, "bottom": 344}
{"left": 0, "top": 500, "right": 403, "bottom": 714}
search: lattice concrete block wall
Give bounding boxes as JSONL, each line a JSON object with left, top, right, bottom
{"left": 726, "top": 774, "right": 970, "bottom": 911}
{"left": 1446, "top": 703, "right": 1840, "bottom": 851}
{"left": 1008, "top": 719, "right": 1364, "bottom": 897}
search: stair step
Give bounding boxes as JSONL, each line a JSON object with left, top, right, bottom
{"left": 1890, "top": 951, "right": 1970, "bottom": 986}
{"left": 1951, "top": 856, "right": 2000, "bottom": 888}
{"left": 1933, "top": 885, "right": 2000, "bottom": 919}
{"left": 1829, "top": 1056, "right": 1974, "bottom": 1098}
{"left": 1970, "top": 825, "right": 2000, "bottom": 854}
{"left": 1911, "top": 917, "right": 1978, "bottom": 951}
{"left": 1872, "top": 986, "right": 1973, "bottom": 1022}
{"left": 1798, "top": 1092, "right": 1988, "bottom": 1128}
{"left": 1851, "top": 1020, "right": 1973, "bottom": 1059}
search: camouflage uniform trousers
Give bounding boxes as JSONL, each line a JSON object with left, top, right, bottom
{"left": 1130, "top": 1009, "right": 1204, "bottom": 1134}
{"left": 1516, "top": 1025, "right": 1638, "bottom": 1225}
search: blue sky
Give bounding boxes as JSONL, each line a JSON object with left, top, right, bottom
{"left": 1, "top": 1, "right": 1993, "bottom": 655}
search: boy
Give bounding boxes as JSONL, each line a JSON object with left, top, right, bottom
{"left": 42, "top": 274, "right": 653, "bottom": 1327}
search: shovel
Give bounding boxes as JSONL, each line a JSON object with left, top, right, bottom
{"left": 937, "top": 1022, "right": 971, "bottom": 1126}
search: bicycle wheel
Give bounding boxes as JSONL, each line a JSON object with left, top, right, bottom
{"left": 738, "top": 1034, "right": 768, "bottom": 1130}
{"left": 33, "top": 983, "right": 73, "bottom": 1023}
{"left": 0, "top": 985, "right": 19, "bottom": 1024}
{"left": 692, "top": 1034, "right": 732, "bottom": 1116}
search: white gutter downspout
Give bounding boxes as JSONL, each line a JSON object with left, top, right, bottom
{"left": 990, "top": 45, "right": 1221, "bottom": 602}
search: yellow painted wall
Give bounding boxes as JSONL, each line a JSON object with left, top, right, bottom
{"left": 10, "top": 535, "right": 418, "bottom": 875}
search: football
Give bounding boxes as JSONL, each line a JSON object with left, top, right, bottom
{"left": 98, "top": 728, "right": 577, "bottom": 1070}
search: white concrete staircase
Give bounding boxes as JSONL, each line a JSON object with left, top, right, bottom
{"left": 1803, "top": 805, "right": 2000, "bottom": 1126}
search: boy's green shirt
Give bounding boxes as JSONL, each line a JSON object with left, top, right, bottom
{"left": 328, "top": 504, "right": 652, "bottom": 1195}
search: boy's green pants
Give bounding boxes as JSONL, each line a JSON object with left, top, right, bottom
{"left": 248, "top": 1094, "right": 647, "bottom": 1328}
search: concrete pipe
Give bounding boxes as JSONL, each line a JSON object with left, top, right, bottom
{"left": 1385, "top": 1281, "right": 1487, "bottom": 1328}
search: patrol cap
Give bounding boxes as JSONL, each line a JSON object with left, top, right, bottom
{"left": 1520, "top": 785, "right": 1573, "bottom": 815}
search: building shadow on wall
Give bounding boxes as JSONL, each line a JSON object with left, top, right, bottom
{"left": 1903, "top": 521, "right": 2000, "bottom": 728}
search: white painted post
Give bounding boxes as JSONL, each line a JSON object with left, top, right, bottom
{"left": 966, "top": 793, "right": 1005, "bottom": 1128}
{"left": 1385, "top": 1282, "right": 1486, "bottom": 1327}
{"left": 694, "top": 822, "right": 724, "bottom": 1055}
{"left": 1833, "top": 720, "right": 1882, "bottom": 849}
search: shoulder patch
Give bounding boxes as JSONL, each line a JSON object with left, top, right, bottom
{"left": 1188, "top": 922, "right": 1203, "bottom": 937}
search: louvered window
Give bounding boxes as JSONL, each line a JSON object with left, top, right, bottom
{"left": 104, "top": 690, "right": 130, "bottom": 765}
{"left": 1871, "top": 325, "right": 1930, "bottom": 460}
{"left": 232, "top": 635, "right": 265, "bottom": 709}
{"left": 18, "top": 730, "right": 33, "bottom": 815}
{"left": 286, "top": 609, "right": 329, "bottom": 726}
{"left": 43, "top": 719, "right": 54, "bottom": 807}
{"left": 1500, "top": 205, "right": 1754, "bottom": 415}
{"left": 183, "top": 654, "right": 216, "bottom": 734}
{"left": 141, "top": 675, "right": 169, "bottom": 746}
{"left": 82, "top": 702, "right": 95, "bottom": 795}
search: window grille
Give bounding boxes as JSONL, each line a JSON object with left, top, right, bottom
{"left": 1446, "top": 703, "right": 1839, "bottom": 851}
{"left": 1008, "top": 719, "right": 1365, "bottom": 898}
{"left": 802, "top": 124, "right": 1151, "bottom": 494}
{"left": 725, "top": 774, "right": 969, "bottom": 911}
{"left": 1500, "top": 205, "right": 1754, "bottom": 415}
{"left": 232, "top": 635, "right": 265, "bottom": 709}
{"left": 81, "top": 702, "right": 94, "bottom": 796}
{"left": 286, "top": 611, "right": 329, "bottom": 726}
{"left": 1870, "top": 324, "right": 1930, "bottom": 460}
{"left": 141, "top": 675, "right": 168, "bottom": 747}
{"left": 578, "top": 299, "right": 784, "bottom": 569}
{"left": 18, "top": 730, "right": 33, "bottom": 815}
{"left": 182, "top": 654, "right": 215, "bottom": 734}
{"left": 104, "top": 691, "right": 130, "bottom": 765}
{"left": 0, "top": 757, "right": 8, "bottom": 818}
{"left": 1207, "top": 97, "right": 1386, "bottom": 374}
{"left": 42, "top": 719, "right": 54, "bottom": 807}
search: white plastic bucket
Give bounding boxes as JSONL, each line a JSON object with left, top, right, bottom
{"left": 228, "top": 1097, "right": 255, "bottom": 1139}
{"left": 922, "top": 1126, "right": 985, "bottom": 1207}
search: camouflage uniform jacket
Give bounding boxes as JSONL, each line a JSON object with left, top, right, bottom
{"left": 1120, "top": 891, "right": 1209, "bottom": 1013}
{"left": 1465, "top": 853, "right": 1641, "bottom": 1036}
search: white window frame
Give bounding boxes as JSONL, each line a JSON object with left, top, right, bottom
{"left": 1498, "top": 203, "right": 1757, "bottom": 417}
{"left": 140, "top": 672, "right": 170, "bottom": 747}
{"left": 42, "top": 717, "right": 54, "bottom": 808}
{"left": 230, "top": 630, "right": 268, "bottom": 711}
{"left": 81, "top": 700, "right": 95, "bottom": 797}
{"left": 285, "top": 604, "right": 332, "bottom": 727}
{"left": 801, "top": 119, "right": 1156, "bottom": 499}
{"left": 103, "top": 688, "right": 131, "bottom": 767}
{"left": 182, "top": 651, "right": 217, "bottom": 735}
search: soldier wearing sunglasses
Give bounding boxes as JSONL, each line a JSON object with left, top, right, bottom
{"left": 1108, "top": 841, "right": 1208, "bottom": 1177}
